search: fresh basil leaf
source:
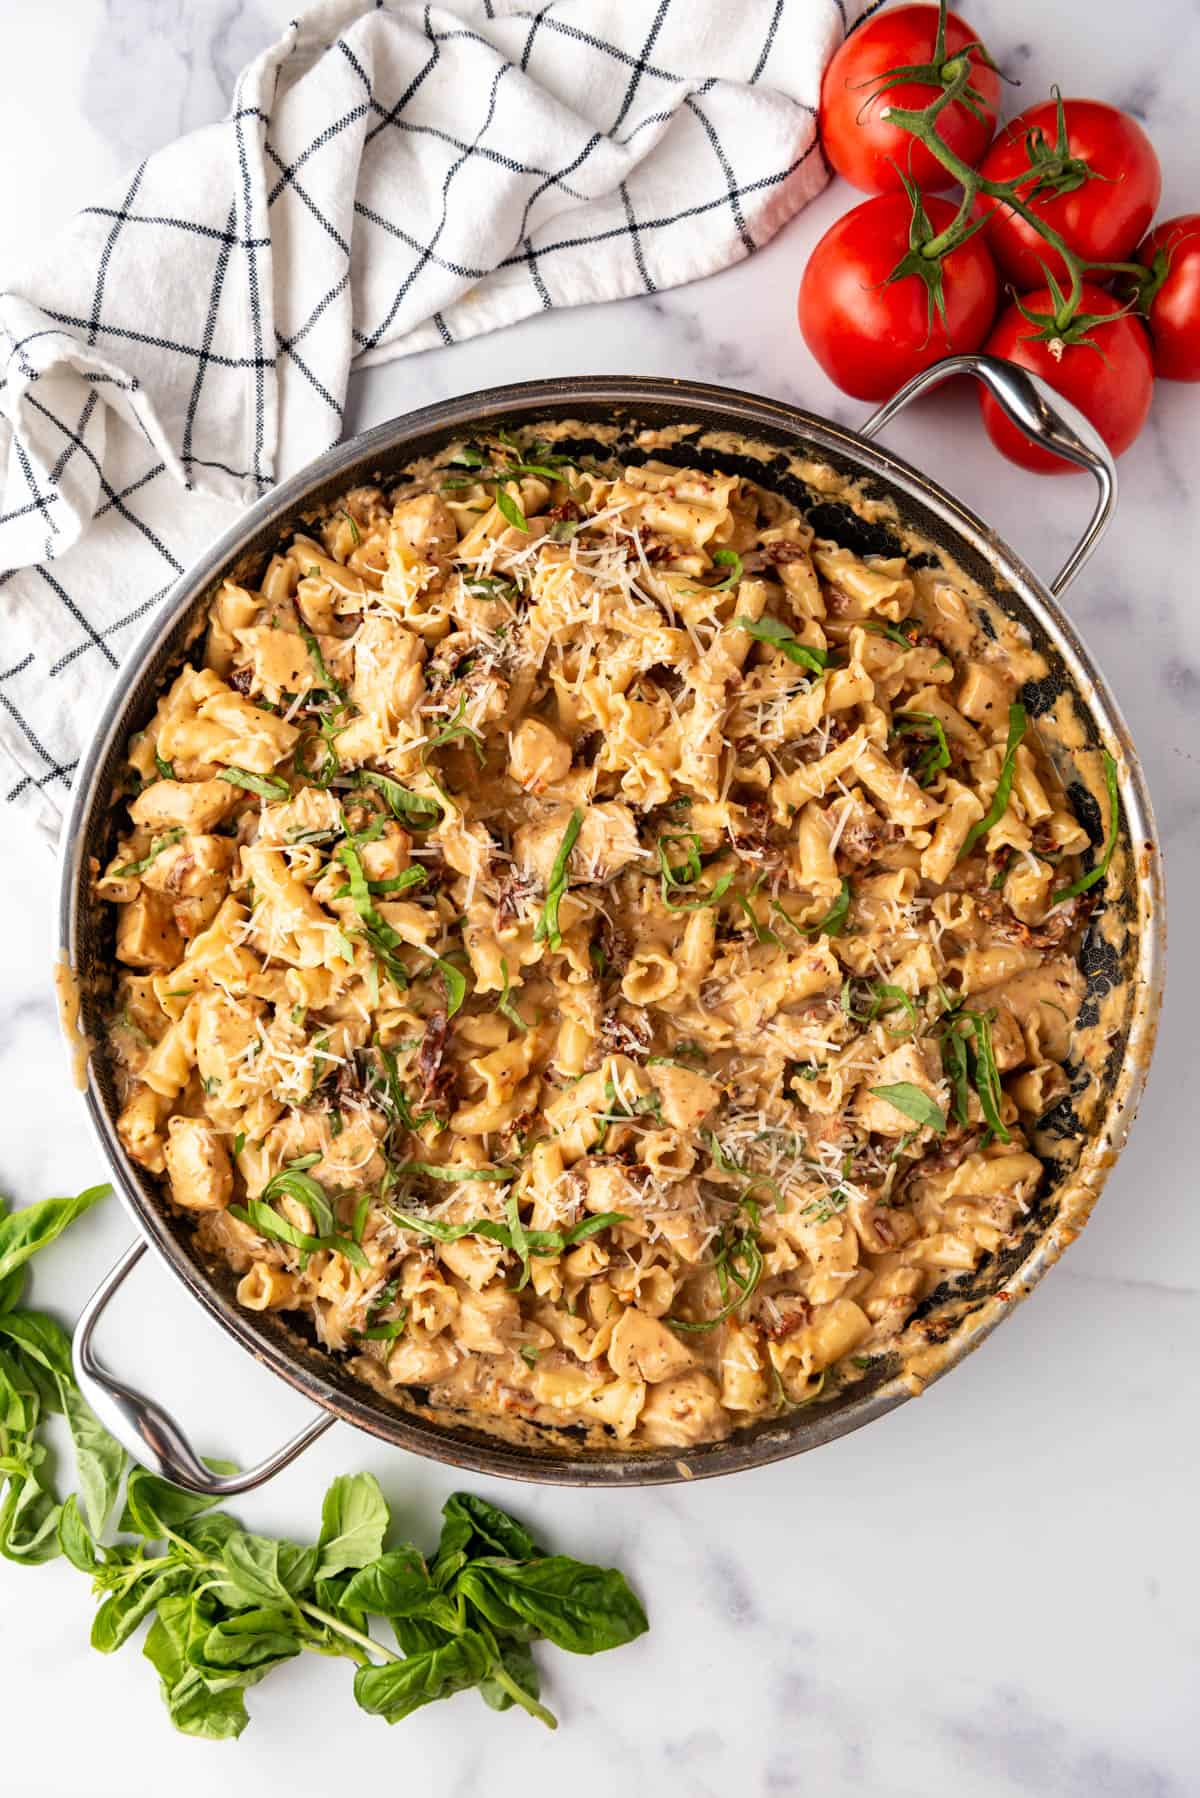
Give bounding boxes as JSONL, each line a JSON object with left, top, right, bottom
{"left": 212, "top": 1530, "right": 319, "bottom": 1612}
{"left": 143, "top": 1592, "right": 250, "bottom": 1735}
{"left": 180, "top": 1510, "right": 241, "bottom": 1558}
{"left": 0, "top": 1185, "right": 110, "bottom": 1288}
{"left": 190, "top": 1607, "right": 302, "bottom": 1684}
{"left": 959, "top": 703, "right": 1027, "bottom": 859}
{"left": 479, "top": 1637, "right": 541, "bottom": 1714}
{"left": 0, "top": 1264, "right": 25, "bottom": 1317}
{"left": 340, "top": 1545, "right": 450, "bottom": 1622}
{"left": 867, "top": 1083, "right": 947, "bottom": 1134}
{"left": 92, "top": 1564, "right": 193, "bottom": 1653}
{"left": 1053, "top": 750, "right": 1119, "bottom": 903}
{"left": 456, "top": 1556, "right": 649, "bottom": 1655}
{"left": 559, "top": 1211, "right": 629, "bottom": 1248}
{"left": 440, "top": 1492, "right": 539, "bottom": 1562}
{"left": 261, "top": 1167, "right": 337, "bottom": 1237}
{"left": 353, "top": 1632, "right": 494, "bottom": 1723}
{"left": 0, "top": 1345, "right": 39, "bottom": 1432}
{"left": 168, "top": 1677, "right": 251, "bottom": 1740}
{"left": 120, "top": 1461, "right": 238, "bottom": 1539}
{"left": 56, "top": 1374, "right": 127, "bottom": 1536}
{"left": 0, "top": 1439, "right": 61, "bottom": 1564}
{"left": 0, "top": 1308, "right": 74, "bottom": 1384}
{"left": 532, "top": 808, "right": 583, "bottom": 951}
{"left": 316, "top": 1472, "right": 389, "bottom": 1580}
{"left": 58, "top": 1492, "right": 99, "bottom": 1572}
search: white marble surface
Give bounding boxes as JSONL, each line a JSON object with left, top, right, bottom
{"left": 1, "top": 3, "right": 1198, "bottom": 1794}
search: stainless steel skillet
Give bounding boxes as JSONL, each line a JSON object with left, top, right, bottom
{"left": 59, "top": 355, "right": 1164, "bottom": 1492}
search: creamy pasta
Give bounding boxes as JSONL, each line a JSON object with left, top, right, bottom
{"left": 95, "top": 427, "right": 1108, "bottom": 1451}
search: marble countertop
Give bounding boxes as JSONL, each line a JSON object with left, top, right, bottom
{"left": 2, "top": 4, "right": 1197, "bottom": 1795}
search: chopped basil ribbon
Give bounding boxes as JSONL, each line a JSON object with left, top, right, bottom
{"left": 735, "top": 615, "right": 830, "bottom": 676}
{"left": 217, "top": 767, "right": 291, "bottom": 800}
{"left": 709, "top": 548, "right": 743, "bottom": 589}
{"left": 497, "top": 959, "right": 529, "bottom": 1034}
{"left": 494, "top": 484, "right": 529, "bottom": 534}
{"left": 391, "top": 1202, "right": 629, "bottom": 1291}
{"left": 112, "top": 827, "right": 184, "bottom": 878}
{"left": 353, "top": 769, "right": 442, "bottom": 828}
{"left": 234, "top": 1166, "right": 369, "bottom": 1271}
{"left": 392, "top": 1163, "right": 515, "bottom": 1183}
{"left": 657, "top": 832, "right": 734, "bottom": 914}
{"left": 959, "top": 703, "right": 1027, "bottom": 860}
{"left": 841, "top": 978, "right": 918, "bottom": 1036}
{"left": 770, "top": 876, "right": 852, "bottom": 941}
{"left": 937, "top": 1005, "right": 1011, "bottom": 1143}
{"left": 860, "top": 617, "right": 923, "bottom": 651}
{"left": 867, "top": 1084, "right": 947, "bottom": 1134}
{"left": 425, "top": 695, "right": 485, "bottom": 764}
{"left": 336, "top": 837, "right": 414, "bottom": 989}
{"left": 533, "top": 808, "right": 584, "bottom": 950}
{"left": 1052, "top": 751, "right": 1119, "bottom": 903}
{"left": 300, "top": 629, "right": 347, "bottom": 702}
{"left": 892, "top": 710, "right": 951, "bottom": 786}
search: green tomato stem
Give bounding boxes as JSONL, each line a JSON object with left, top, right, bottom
{"left": 876, "top": 14, "right": 1115, "bottom": 328}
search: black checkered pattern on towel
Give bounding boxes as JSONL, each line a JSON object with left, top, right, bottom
{"left": 0, "top": 0, "right": 872, "bottom": 837}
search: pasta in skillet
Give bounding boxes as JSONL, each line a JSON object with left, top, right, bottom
{"left": 96, "top": 427, "right": 1109, "bottom": 1450}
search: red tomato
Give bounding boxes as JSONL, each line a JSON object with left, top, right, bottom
{"left": 1133, "top": 214, "right": 1200, "bottom": 381}
{"left": 819, "top": 4, "right": 1000, "bottom": 194}
{"left": 979, "top": 285, "right": 1154, "bottom": 472}
{"left": 799, "top": 194, "right": 997, "bottom": 401}
{"left": 976, "top": 100, "right": 1161, "bottom": 290}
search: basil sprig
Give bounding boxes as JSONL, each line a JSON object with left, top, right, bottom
{"left": 2, "top": 1185, "right": 647, "bottom": 1738}
{"left": 74, "top": 1470, "right": 646, "bottom": 1738}
{"left": 0, "top": 1185, "right": 126, "bottom": 1563}
{"left": 959, "top": 703, "right": 1027, "bottom": 860}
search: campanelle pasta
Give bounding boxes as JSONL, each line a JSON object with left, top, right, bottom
{"left": 96, "top": 428, "right": 1110, "bottom": 1450}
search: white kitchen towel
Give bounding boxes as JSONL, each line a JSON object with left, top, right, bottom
{"left": 0, "top": 0, "right": 866, "bottom": 838}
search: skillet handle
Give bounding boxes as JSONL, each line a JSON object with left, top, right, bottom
{"left": 72, "top": 1239, "right": 335, "bottom": 1496}
{"left": 859, "top": 352, "right": 1117, "bottom": 599}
